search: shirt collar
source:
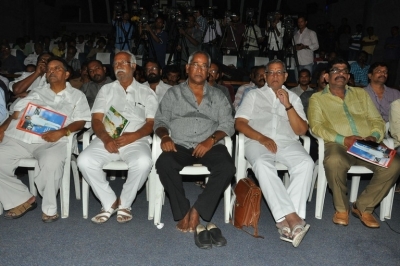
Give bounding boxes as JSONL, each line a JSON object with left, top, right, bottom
{"left": 322, "top": 84, "right": 353, "bottom": 95}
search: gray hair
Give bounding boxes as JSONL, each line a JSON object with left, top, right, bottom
{"left": 187, "top": 51, "right": 211, "bottom": 67}
{"left": 115, "top": 51, "right": 136, "bottom": 64}
{"left": 266, "top": 59, "right": 286, "bottom": 70}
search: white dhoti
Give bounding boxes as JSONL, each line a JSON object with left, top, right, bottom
{"left": 77, "top": 138, "right": 152, "bottom": 210}
{"left": 0, "top": 136, "right": 67, "bottom": 215}
{"left": 245, "top": 141, "right": 313, "bottom": 222}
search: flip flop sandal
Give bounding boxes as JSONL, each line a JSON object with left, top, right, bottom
{"left": 117, "top": 208, "right": 132, "bottom": 224}
{"left": 278, "top": 226, "right": 293, "bottom": 243}
{"left": 291, "top": 224, "right": 310, "bottom": 248}
{"left": 42, "top": 213, "right": 60, "bottom": 223}
{"left": 4, "top": 201, "right": 37, "bottom": 220}
{"left": 91, "top": 207, "right": 118, "bottom": 224}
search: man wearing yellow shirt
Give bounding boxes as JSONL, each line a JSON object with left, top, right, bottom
{"left": 308, "top": 58, "right": 400, "bottom": 228}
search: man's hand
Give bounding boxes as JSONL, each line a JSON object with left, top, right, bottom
{"left": 364, "top": 136, "right": 377, "bottom": 142}
{"left": 192, "top": 138, "right": 213, "bottom": 158}
{"left": 276, "top": 89, "right": 291, "bottom": 108}
{"left": 41, "top": 130, "right": 65, "bottom": 143}
{"left": 344, "top": 135, "right": 363, "bottom": 148}
{"left": 258, "top": 135, "right": 277, "bottom": 153}
{"left": 161, "top": 136, "right": 177, "bottom": 152}
{"left": 36, "top": 58, "right": 47, "bottom": 76}
{"left": 103, "top": 137, "right": 119, "bottom": 153}
{"left": 115, "top": 132, "right": 139, "bottom": 148}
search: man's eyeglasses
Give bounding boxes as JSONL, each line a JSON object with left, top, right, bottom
{"left": 113, "top": 61, "right": 132, "bottom": 67}
{"left": 265, "top": 70, "right": 286, "bottom": 76}
{"left": 373, "top": 69, "right": 388, "bottom": 75}
{"left": 46, "top": 66, "right": 65, "bottom": 73}
{"left": 329, "top": 68, "right": 349, "bottom": 74}
{"left": 189, "top": 63, "right": 209, "bottom": 70}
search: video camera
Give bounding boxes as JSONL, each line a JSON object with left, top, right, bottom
{"left": 283, "top": 15, "right": 295, "bottom": 33}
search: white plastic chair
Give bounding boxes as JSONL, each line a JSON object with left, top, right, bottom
{"left": 310, "top": 129, "right": 396, "bottom": 221}
{"left": 81, "top": 128, "right": 151, "bottom": 219}
{"left": 148, "top": 135, "right": 233, "bottom": 225}
{"left": 223, "top": 55, "right": 238, "bottom": 68}
{"left": 0, "top": 133, "right": 79, "bottom": 218}
{"left": 96, "top": 52, "right": 111, "bottom": 65}
{"left": 254, "top": 57, "right": 269, "bottom": 66}
{"left": 235, "top": 133, "right": 311, "bottom": 192}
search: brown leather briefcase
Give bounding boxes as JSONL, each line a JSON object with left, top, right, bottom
{"left": 232, "top": 177, "right": 263, "bottom": 238}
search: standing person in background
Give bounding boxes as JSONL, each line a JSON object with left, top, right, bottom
{"left": 384, "top": 26, "right": 400, "bottom": 88}
{"left": 293, "top": 15, "right": 319, "bottom": 81}
{"left": 361, "top": 27, "right": 379, "bottom": 65}
{"left": 348, "top": 24, "right": 363, "bottom": 61}
{"left": 112, "top": 11, "right": 134, "bottom": 52}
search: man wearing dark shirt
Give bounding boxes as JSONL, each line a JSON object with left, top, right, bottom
{"left": 154, "top": 51, "right": 235, "bottom": 235}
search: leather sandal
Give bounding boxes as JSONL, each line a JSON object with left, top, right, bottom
{"left": 91, "top": 207, "right": 118, "bottom": 224}
{"left": 42, "top": 213, "right": 59, "bottom": 223}
{"left": 291, "top": 223, "right": 310, "bottom": 248}
{"left": 4, "top": 201, "right": 37, "bottom": 220}
{"left": 278, "top": 226, "right": 292, "bottom": 243}
{"left": 117, "top": 208, "right": 132, "bottom": 224}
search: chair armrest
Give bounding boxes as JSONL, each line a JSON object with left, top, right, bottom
{"left": 82, "top": 128, "right": 95, "bottom": 150}
{"left": 299, "top": 135, "right": 310, "bottom": 154}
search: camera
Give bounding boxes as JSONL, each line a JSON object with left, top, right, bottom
{"left": 283, "top": 15, "right": 295, "bottom": 33}
{"left": 246, "top": 8, "right": 255, "bottom": 19}
{"left": 139, "top": 14, "right": 149, "bottom": 25}
{"left": 266, "top": 12, "right": 275, "bottom": 23}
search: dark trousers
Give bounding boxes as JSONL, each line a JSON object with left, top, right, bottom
{"left": 155, "top": 144, "right": 235, "bottom": 221}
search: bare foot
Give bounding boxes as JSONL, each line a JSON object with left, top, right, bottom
{"left": 188, "top": 207, "right": 200, "bottom": 233}
{"left": 285, "top": 212, "right": 306, "bottom": 238}
{"left": 276, "top": 219, "right": 291, "bottom": 238}
{"left": 176, "top": 211, "right": 190, "bottom": 233}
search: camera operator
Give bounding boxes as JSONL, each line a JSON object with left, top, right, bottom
{"left": 139, "top": 16, "right": 168, "bottom": 68}
{"left": 177, "top": 15, "right": 202, "bottom": 66}
{"left": 242, "top": 17, "right": 263, "bottom": 71}
{"left": 221, "top": 13, "right": 245, "bottom": 55}
{"left": 201, "top": 9, "right": 222, "bottom": 63}
{"left": 112, "top": 11, "right": 135, "bottom": 52}
{"left": 193, "top": 8, "right": 207, "bottom": 33}
{"left": 265, "top": 11, "right": 284, "bottom": 61}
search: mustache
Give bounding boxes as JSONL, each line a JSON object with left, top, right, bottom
{"left": 335, "top": 76, "right": 346, "bottom": 81}
{"left": 115, "top": 69, "right": 126, "bottom": 74}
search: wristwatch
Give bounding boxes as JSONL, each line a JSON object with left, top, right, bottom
{"left": 211, "top": 134, "right": 216, "bottom": 144}
{"left": 65, "top": 128, "right": 71, "bottom": 136}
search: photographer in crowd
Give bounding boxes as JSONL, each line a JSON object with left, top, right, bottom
{"left": 265, "top": 11, "right": 284, "bottom": 61}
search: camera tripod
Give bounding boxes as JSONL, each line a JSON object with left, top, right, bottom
{"left": 219, "top": 21, "right": 240, "bottom": 55}
{"left": 138, "top": 26, "right": 159, "bottom": 66}
{"left": 239, "top": 18, "right": 261, "bottom": 69}
{"left": 266, "top": 20, "right": 284, "bottom": 61}
{"left": 202, "top": 19, "right": 222, "bottom": 62}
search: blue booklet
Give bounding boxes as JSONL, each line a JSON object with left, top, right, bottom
{"left": 347, "top": 140, "right": 396, "bottom": 168}
{"left": 17, "top": 102, "right": 67, "bottom": 136}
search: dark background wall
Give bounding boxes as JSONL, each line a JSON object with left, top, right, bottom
{"left": 0, "top": 0, "right": 398, "bottom": 61}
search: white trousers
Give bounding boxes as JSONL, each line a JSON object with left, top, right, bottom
{"left": 77, "top": 138, "right": 152, "bottom": 210}
{"left": 0, "top": 136, "right": 66, "bottom": 215}
{"left": 245, "top": 140, "right": 313, "bottom": 222}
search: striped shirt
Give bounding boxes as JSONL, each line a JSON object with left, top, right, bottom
{"left": 154, "top": 81, "right": 234, "bottom": 149}
{"left": 233, "top": 82, "right": 256, "bottom": 110}
{"left": 349, "top": 32, "right": 362, "bottom": 51}
{"left": 350, "top": 62, "right": 370, "bottom": 87}
{"left": 364, "top": 84, "right": 400, "bottom": 122}
{"left": 308, "top": 85, "right": 385, "bottom": 145}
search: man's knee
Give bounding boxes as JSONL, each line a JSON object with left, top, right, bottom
{"left": 128, "top": 155, "right": 152, "bottom": 173}
{"left": 324, "top": 143, "right": 350, "bottom": 171}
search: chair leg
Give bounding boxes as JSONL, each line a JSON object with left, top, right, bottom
{"left": 71, "top": 159, "right": 81, "bottom": 200}
{"left": 109, "top": 170, "right": 116, "bottom": 181}
{"left": 308, "top": 161, "right": 319, "bottom": 202}
{"left": 0, "top": 202, "right": 3, "bottom": 215}
{"left": 148, "top": 169, "right": 156, "bottom": 220}
{"left": 315, "top": 166, "right": 328, "bottom": 219}
{"left": 153, "top": 176, "right": 164, "bottom": 225}
{"left": 350, "top": 176, "right": 361, "bottom": 203}
{"left": 224, "top": 184, "right": 231, "bottom": 223}
{"left": 82, "top": 179, "right": 90, "bottom": 219}
{"left": 28, "top": 169, "right": 37, "bottom": 196}
{"left": 380, "top": 185, "right": 395, "bottom": 221}
{"left": 60, "top": 159, "right": 71, "bottom": 219}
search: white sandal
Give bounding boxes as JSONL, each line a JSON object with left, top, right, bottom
{"left": 291, "top": 224, "right": 310, "bottom": 248}
{"left": 91, "top": 207, "right": 118, "bottom": 224}
{"left": 117, "top": 208, "right": 132, "bottom": 224}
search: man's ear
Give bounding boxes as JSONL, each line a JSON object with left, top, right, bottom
{"left": 65, "top": 71, "right": 70, "bottom": 80}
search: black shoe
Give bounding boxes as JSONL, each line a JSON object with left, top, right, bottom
{"left": 194, "top": 224, "right": 212, "bottom": 249}
{"left": 206, "top": 222, "right": 227, "bottom": 247}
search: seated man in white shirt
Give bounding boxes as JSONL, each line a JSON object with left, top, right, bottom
{"left": 235, "top": 59, "right": 313, "bottom": 247}
{"left": 0, "top": 57, "right": 91, "bottom": 222}
{"left": 290, "top": 69, "right": 313, "bottom": 97}
{"left": 142, "top": 59, "right": 171, "bottom": 102}
{"left": 23, "top": 43, "right": 44, "bottom": 66}
{"left": 77, "top": 51, "right": 158, "bottom": 224}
